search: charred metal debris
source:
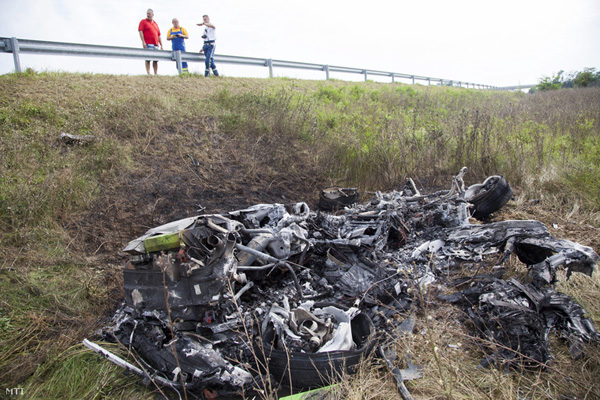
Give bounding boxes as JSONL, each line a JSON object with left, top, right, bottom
{"left": 86, "top": 168, "right": 599, "bottom": 397}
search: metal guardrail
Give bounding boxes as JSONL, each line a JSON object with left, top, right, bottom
{"left": 499, "top": 84, "right": 536, "bottom": 90}
{"left": 1, "top": 37, "right": 521, "bottom": 89}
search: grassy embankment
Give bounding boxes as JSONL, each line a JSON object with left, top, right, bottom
{"left": 1, "top": 70, "right": 599, "bottom": 399}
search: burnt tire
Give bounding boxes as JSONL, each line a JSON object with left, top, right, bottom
{"left": 259, "top": 312, "right": 375, "bottom": 390}
{"left": 318, "top": 188, "right": 359, "bottom": 211}
{"left": 467, "top": 176, "right": 513, "bottom": 219}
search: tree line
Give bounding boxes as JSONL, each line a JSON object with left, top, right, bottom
{"left": 532, "top": 67, "right": 600, "bottom": 92}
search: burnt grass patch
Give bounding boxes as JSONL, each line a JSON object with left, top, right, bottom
{"left": 75, "top": 139, "right": 326, "bottom": 260}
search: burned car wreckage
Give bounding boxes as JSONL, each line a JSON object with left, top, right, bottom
{"left": 85, "top": 169, "right": 599, "bottom": 398}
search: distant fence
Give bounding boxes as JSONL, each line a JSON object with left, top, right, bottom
{"left": 1, "top": 37, "right": 531, "bottom": 90}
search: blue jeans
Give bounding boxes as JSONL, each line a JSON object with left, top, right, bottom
{"left": 202, "top": 42, "right": 219, "bottom": 77}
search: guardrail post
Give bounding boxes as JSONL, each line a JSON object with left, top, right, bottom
{"left": 427, "top": 78, "right": 430, "bottom": 86}
{"left": 324, "top": 65, "right": 329, "bottom": 80}
{"left": 411, "top": 75, "right": 415, "bottom": 85}
{"left": 173, "top": 50, "right": 183, "bottom": 75}
{"left": 10, "top": 37, "right": 22, "bottom": 73}
{"left": 363, "top": 70, "right": 367, "bottom": 81}
{"left": 391, "top": 73, "right": 395, "bottom": 83}
{"left": 267, "top": 59, "right": 273, "bottom": 78}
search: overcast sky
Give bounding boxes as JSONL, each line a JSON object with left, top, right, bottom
{"left": 1, "top": 0, "right": 599, "bottom": 87}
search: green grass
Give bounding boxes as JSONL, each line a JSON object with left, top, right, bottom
{"left": 1, "top": 70, "right": 599, "bottom": 398}
{"left": 23, "top": 345, "right": 149, "bottom": 400}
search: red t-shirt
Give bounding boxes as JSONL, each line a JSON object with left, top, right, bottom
{"left": 138, "top": 19, "right": 161, "bottom": 45}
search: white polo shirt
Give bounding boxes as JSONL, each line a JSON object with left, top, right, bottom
{"left": 204, "top": 26, "right": 216, "bottom": 41}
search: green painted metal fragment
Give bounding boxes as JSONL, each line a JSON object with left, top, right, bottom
{"left": 143, "top": 232, "right": 180, "bottom": 253}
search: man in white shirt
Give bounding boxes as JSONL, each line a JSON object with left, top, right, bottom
{"left": 197, "top": 15, "right": 219, "bottom": 77}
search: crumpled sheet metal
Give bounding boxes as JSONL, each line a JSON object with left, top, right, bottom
{"left": 441, "top": 277, "right": 599, "bottom": 368}
{"left": 447, "top": 220, "right": 599, "bottom": 282}
{"left": 110, "top": 307, "right": 254, "bottom": 392}
{"left": 98, "top": 170, "right": 599, "bottom": 395}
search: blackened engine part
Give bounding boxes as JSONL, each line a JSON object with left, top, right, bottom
{"left": 441, "top": 278, "right": 599, "bottom": 368}
{"left": 123, "top": 232, "right": 238, "bottom": 319}
{"left": 318, "top": 188, "right": 359, "bottom": 211}
{"left": 464, "top": 175, "right": 512, "bottom": 219}
{"left": 259, "top": 312, "right": 376, "bottom": 389}
{"left": 112, "top": 315, "right": 253, "bottom": 392}
{"left": 236, "top": 234, "right": 274, "bottom": 265}
{"left": 545, "top": 291, "right": 600, "bottom": 358}
{"left": 337, "top": 261, "right": 379, "bottom": 298}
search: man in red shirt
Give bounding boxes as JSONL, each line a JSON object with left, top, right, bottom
{"left": 138, "top": 9, "right": 163, "bottom": 75}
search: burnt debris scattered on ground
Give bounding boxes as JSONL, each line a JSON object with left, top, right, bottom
{"left": 84, "top": 168, "right": 599, "bottom": 398}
